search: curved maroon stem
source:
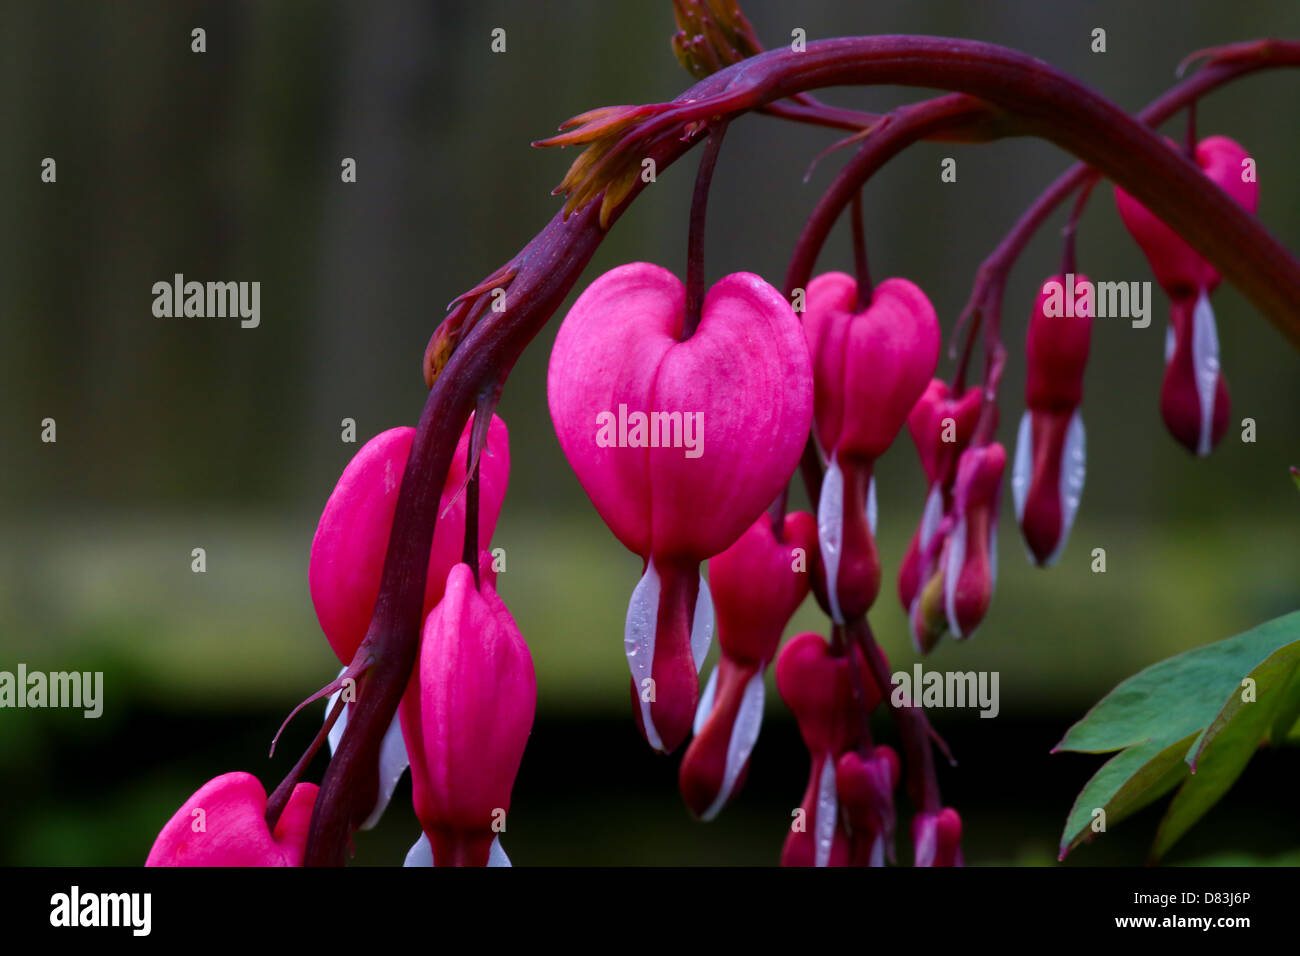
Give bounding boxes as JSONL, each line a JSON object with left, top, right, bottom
{"left": 952, "top": 41, "right": 1300, "bottom": 362}
{"left": 784, "top": 94, "right": 1000, "bottom": 297}
{"left": 683, "top": 120, "right": 729, "bottom": 340}
{"left": 302, "top": 34, "right": 1300, "bottom": 865}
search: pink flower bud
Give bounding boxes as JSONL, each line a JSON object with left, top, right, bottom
{"left": 399, "top": 562, "right": 536, "bottom": 867}
{"left": 804, "top": 273, "right": 941, "bottom": 461}
{"left": 1115, "top": 136, "right": 1257, "bottom": 457}
{"left": 547, "top": 262, "right": 813, "bottom": 753}
{"left": 804, "top": 273, "right": 940, "bottom": 624}
{"left": 939, "top": 442, "right": 1006, "bottom": 640}
{"left": 1012, "top": 275, "right": 1091, "bottom": 567}
{"left": 899, "top": 379, "right": 983, "bottom": 611}
{"left": 309, "top": 415, "right": 510, "bottom": 665}
{"left": 777, "top": 633, "right": 879, "bottom": 867}
{"left": 908, "top": 378, "right": 985, "bottom": 487}
{"left": 679, "top": 511, "right": 816, "bottom": 819}
{"left": 912, "top": 807, "right": 963, "bottom": 867}
{"left": 146, "top": 772, "right": 317, "bottom": 867}
{"left": 1115, "top": 136, "right": 1257, "bottom": 301}
{"left": 837, "top": 745, "right": 900, "bottom": 867}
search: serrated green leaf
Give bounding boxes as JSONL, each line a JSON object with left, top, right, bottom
{"left": 1057, "top": 611, "right": 1300, "bottom": 861}
{"left": 1150, "top": 644, "right": 1300, "bottom": 860}
{"left": 1059, "top": 732, "right": 1197, "bottom": 859}
{"left": 1267, "top": 662, "right": 1300, "bottom": 746}
{"left": 1056, "top": 610, "right": 1300, "bottom": 754}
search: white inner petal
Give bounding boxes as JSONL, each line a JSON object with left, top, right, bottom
{"left": 943, "top": 517, "right": 969, "bottom": 639}
{"left": 817, "top": 457, "right": 846, "bottom": 625}
{"left": 402, "top": 832, "right": 510, "bottom": 867}
{"left": 1191, "top": 290, "right": 1220, "bottom": 457}
{"left": 1011, "top": 409, "right": 1032, "bottom": 523}
{"left": 700, "top": 667, "right": 766, "bottom": 822}
{"left": 625, "top": 563, "right": 664, "bottom": 752}
{"left": 869, "top": 833, "right": 886, "bottom": 867}
{"left": 914, "top": 821, "right": 936, "bottom": 867}
{"left": 693, "top": 664, "right": 719, "bottom": 738}
{"left": 326, "top": 668, "right": 410, "bottom": 831}
{"left": 1045, "top": 411, "right": 1086, "bottom": 568}
{"left": 814, "top": 755, "right": 839, "bottom": 868}
{"left": 919, "top": 483, "right": 944, "bottom": 552}
{"left": 690, "top": 571, "right": 714, "bottom": 673}
{"left": 403, "top": 832, "right": 433, "bottom": 867}
{"left": 487, "top": 836, "right": 511, "bottom": 867}
{"left": 866, "top": 475, "right": 878, "bottom": 536}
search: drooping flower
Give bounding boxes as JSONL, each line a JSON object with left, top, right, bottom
{"left": 912, "top": 806, "right": 963, "bottom": 867}
{"left": 910, "top": 442, "right": 1006, "bottom": 649}
{"left": 309, "top": 414, "right": 510, "bottom": 665}
{"left": 309, "top": 413, "right": 510, "bottom": 828}
{"left": 776, "top": 632, "right": 880, "bottom": 867}
{"left": 1114, "top": 135, "right": 1258, "bottom": 456}
{"left": 146, "top": 772, "right": 317, "bottom": 867}
{"left": 898, "top": 378, "right": 983, "bottom": 613}
{"left": 803, "top": 272, "right": 941, "bottom": 624}
{"left": 399, "top": 560, "right": 536, "bottom": 867}
{"left": 836, "top": 745, "right": 901, "bottom": 867}
{"left": 1012, "top": 274, "right": 1091, "bottom": 567}
{"left": 547, "top": 262, "right": 813, "bottom": 754}
{"left": 679, "top": 510, "right": 816, "bottom": 819}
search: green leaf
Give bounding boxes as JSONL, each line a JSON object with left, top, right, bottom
{"left": 1150, "top": 643, "right": 1300, "bottom": 860}
{"left": 1058, "top": 733, "right": 1196, "bottom": 859}
{"left": 1057, "top": 610, "right": 1300, "bottom": 861}
{"left": 1055, "top": 610, "right": 1300, "bottom": 754}
{"left": 1267, "top": 662, "right": 1300, "bottom": 746}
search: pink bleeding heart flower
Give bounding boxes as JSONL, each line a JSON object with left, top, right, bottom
{"left": 547, "top": 262, "right": 813, "bottom": 754}
{"left": 836, "top": 745, "right": 900, "bottom": 867}
{"left": 679, "top": 510, "right": 816, "bottom": 820}
{"left": 1115, "top": 135, "right": 1258, "bottom": 456}
{"left": 310, "top": 414, "right": 510, "bottom": 666}
{"left": 146, "top": 772, "right": 317, "bottom": 867}
{"left": 911, "top": 442, "right": 1006, "bottom": 648}
{"left": 941, "top": 442, "right": 1006, "bottom": 640}
{"left": 898, "top": 379, "right": 983, "bottom": 613}
{"left": 1011, "top": 274, "right": 1092, "bottom": 567}
{"left": 777, "top": 632, "right": 880, "bottom": 867}
{"left": 308, "top": 413, "right": 510, "bottom": 829}
{"left": 399, "top": 560, "right": 536, "bottom": 867}
{"left": 913, "top": 806, "right": 963, "bottom": 867}
{"left": 804, "top": 272, "right": 940, "bottom": 624}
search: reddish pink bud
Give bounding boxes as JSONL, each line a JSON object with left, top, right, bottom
{"left": 309, "top": 415, "right": 510, "bottom": 665}
{"left": 679, "top": 511, "right": 816, "bottom": 818}
{"left": 399, "top": 562, "right": 536, "bottom": 867}
{"left": 777, "top": 633, "right": 879, "bottom": 867}
{"left": 1115, "top": 136, "right": 1257, "bottom": 457}
{"left": 935, "top": 442, "right": 1006, "bottom": 641}
{"left": 837, "top": 745, "right": 900, "bottom": 866}
{"left": 1115, "top": 136, "right": 1257, "bottom": 301}
{"left": 1012, "top": 275, "right": 1091, "bottom": 567}
{"left": 804, "top": 273, "right": 942, "bottom": 461}
{"left": 146, "top": 772, "right": 317, "bottom": 867}
{"left": 804, "top": 273, "right": 940, "bottom": 624}
{"left": 710, "top": 511, "right": 817, "bottom": 667}
{"left": 899, "top": 379, "right": 983, "bottom": 611}
{"left": 547, "top": 262, "right": 813, "bottom": 753}
{"left": 913, "top": 807, "right": 963, "bottom": 867}
{"left": 907, "top": 378, "right": 984, "bottom": 487}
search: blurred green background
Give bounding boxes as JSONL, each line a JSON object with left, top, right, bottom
{"left": 2, "top": 0, "right": 1299, "bottom": 866}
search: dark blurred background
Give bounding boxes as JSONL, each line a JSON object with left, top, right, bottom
{"left": 2, "top": 0, "right": 1299, "bottom": 866}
